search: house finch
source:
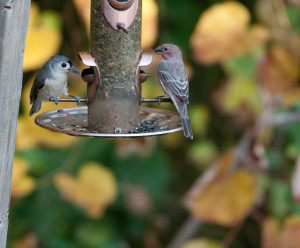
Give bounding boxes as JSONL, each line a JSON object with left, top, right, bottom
{"left": 155, "top": 44, "right": 193, "bottom": 139}
{"left": 29, "top": 55, "right": 80, "bottom": 116}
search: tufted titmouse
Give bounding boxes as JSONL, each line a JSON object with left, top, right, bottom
{"left": 29, "top": 55, "right": 81, "bottom": 116}
{"left": 155, "top": 44, "right": 193, "bottom": 139}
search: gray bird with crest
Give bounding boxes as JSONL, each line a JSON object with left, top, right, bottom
{"left": 29, "top": 55, "right": 80, "bottom": 116}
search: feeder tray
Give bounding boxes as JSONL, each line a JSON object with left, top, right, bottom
{"left": 35, "top": 106, "right": 183, "bottom": 138}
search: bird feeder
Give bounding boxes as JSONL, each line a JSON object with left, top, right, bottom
{"left": 35, "top": 0, "right": 183, "bottom": 138}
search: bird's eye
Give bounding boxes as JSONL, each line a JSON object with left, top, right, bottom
{"left": 163, "top": 47, "right": 168, "bottom": 52}
{"left": 61, "top": 63, "right": 67, "bottom": 68}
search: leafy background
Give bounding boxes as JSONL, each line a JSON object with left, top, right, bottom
{"left": 9, "top": 0, "right": 300, "bottom": 247}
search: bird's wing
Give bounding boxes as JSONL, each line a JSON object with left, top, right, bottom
{"left": 29, "top": 69, "right": 49, "bottom": 104}
{"left": 157, "top": 60, "right": 189, "bottom": 104}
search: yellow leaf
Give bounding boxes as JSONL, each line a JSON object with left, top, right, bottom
{"left": 23, "top": 3, "right": 62, "bottom": 72}
{"left": 197, "top": 1, "right": 250, "bottom": 34}
{"left": 258, "top": 44, "right": 300, "bottom": 95}
{"left": 279, "top": 216, "right": 300, "bottom": 248}
{"left": 282, "top": 87, "right": 300, "bottom": 108}
{"left": 72, "top": 0, "right": 90, "bottom": 32}
{"left": 13, "top": 232, "right": 39, "bottom": 248}
{"left": 183, "top": 238, "right": 220, "bottom": 248}
{"left": 191, "top": 1, "right": 269, "bottom": 65}
{"left": 54, "top": 162, "right": 117, "bottom": 218}
{"left": 142, "top": 0, "right": 159, "bottom": 50}
{"left": 184, "top": 152, "right": 257, "bottom": 226}
{"left": 16, "top": 77, "right": 81, "bottom": 150}
{"left": 262, "top": 217, "right": 279, "bottom": 248}
{"left": 213, "top": 76, "right": 261, "bottom": 125}
{"left": 262, "top": 216, "right": 300, "bottom": 248}
{"left": 11, "top": 158, "right": 36, "bottom": 198}
{"left": 223, "top": 77, "right": 261, "bottom": 114}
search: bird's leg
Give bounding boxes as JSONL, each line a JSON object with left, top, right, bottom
{"left": 155, "top": 95, "right": 165, "bottom": 105}
{"left": 53, "top": 96, "right": 59, "bottom": 105}
{"left": 67, "top": 94, "right": 81, "bottom": 106}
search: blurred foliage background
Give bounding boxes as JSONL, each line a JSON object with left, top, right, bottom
{"left": 9, "top": 0, "right": 300, "bottom": 247}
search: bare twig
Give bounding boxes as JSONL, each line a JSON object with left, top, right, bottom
{"left": 267, "top": 111, "right": 300, "bottom": 126}
{"left": 166, "top": 217, "right": 202, "bottom": 248}
{"left": 271, "top": 0, "right": 291, "bottom": 29}
{"left": 250, "top": 209, "right": 266, "bottom": 227}
{"left": 220, "top": 220, "right": 245, "bottom": 248}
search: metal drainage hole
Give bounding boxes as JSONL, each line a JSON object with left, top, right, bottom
{"left": 114, "top": 128, "right": 122, "bottom": 134}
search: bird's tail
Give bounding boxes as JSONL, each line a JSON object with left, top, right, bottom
{"left": 181, "top": 117, "right": 193, "bottom": 139}
{"left": 29, "top": 99, "right": 42, "bottom": 116}
{"left": 170, "top": 95, "right": 194, "bottom": 140}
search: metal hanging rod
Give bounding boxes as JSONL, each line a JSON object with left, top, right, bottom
{"left": 140, "top": 98, "right": 172, "bottom": 103}
{"left": 49, "top": 97, "right": 172, "bottom": 104}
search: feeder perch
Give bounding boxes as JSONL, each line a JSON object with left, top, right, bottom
{"left": 34, "top": 0, "right": 182, "bottom": 138}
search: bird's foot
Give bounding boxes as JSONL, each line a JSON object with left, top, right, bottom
{"left": 155, "top": 95, "right": 165, "bottom": 105}
{"left": 74, "top": 96, "right": 81, "bottom": 106}
{"left": 53, "top": 96, "right": 59, "bottom": 105}
{"left": 68, "top": 95, "right": 81, "bottom": 106}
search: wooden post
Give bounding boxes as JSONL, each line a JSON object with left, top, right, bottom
{"left": 89, "top": 0, "right": 142, "bottom": 133}
{"left": 0, "top": 0, "right": 31, "bottom": 246}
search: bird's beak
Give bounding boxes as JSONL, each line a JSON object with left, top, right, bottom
{"left": 155, "top": 46, "right": 163, "bottom": 55}
{"left": 68, "top": 65, "right": 80, "bottom": 74}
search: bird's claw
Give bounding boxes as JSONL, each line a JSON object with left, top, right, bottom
{"left": 68, "top": 95, "right": 81, "bottom": 106}
{"left": 155, "top": 96, "right": 164, "bottom": 105}
{"left": 53, "top": 96, "right": 59, "bottom": 105}
{"left": 74, "top": 96, "right": 81, "bottom": 106}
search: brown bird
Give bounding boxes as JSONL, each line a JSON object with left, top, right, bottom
{"left": 155, "top": 44, "right": 193, "bottom": 139}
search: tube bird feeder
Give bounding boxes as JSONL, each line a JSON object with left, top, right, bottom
{"left": 35, "top": 0, "right": 183, "bottom": 138}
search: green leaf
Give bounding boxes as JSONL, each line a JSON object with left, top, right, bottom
{"left": 269, "top": 180, "right": 290, "bottom": 220}
{"left": 223, "top": 51, "right": 261, "bottom": 77}
{"left": 187, "top": 139, "right": 218, "bottom": 166}
{"left": 74, "top": 220, "right": 122, "bottom": 248}
{"left": 286, "top": 5, "right": 300, "bottom": 33}
{"left": 112, "top": 151, "right": 172, "bottom": 202}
